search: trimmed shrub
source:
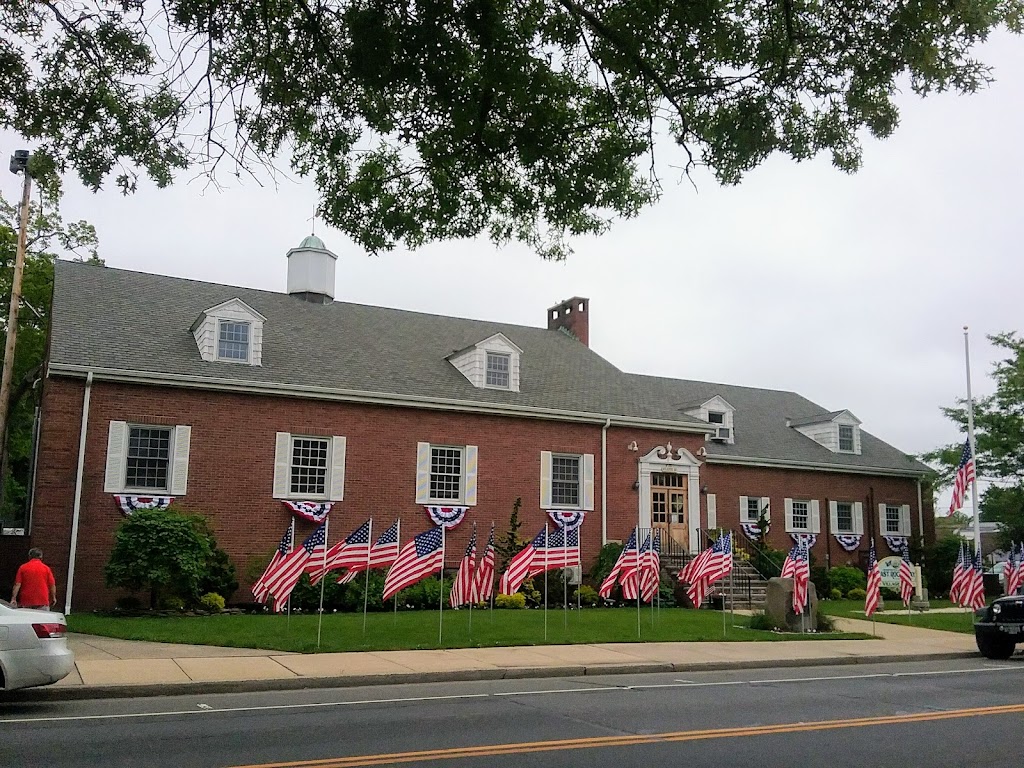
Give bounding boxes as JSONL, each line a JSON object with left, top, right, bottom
{"left": 847, "top": 587, "right": 867, "bottom": 601}
{"left": 159, "top": 595, "right": 185, "bottom": 611}
{"left": 829, "top": 588, "right": 842, "bottom": 600}
{"left": 496, "top": 593, "right": 527, "bottom": 609}
{"left": 881, "top": 586, "right": 901, "bottom": 601}
{"left": 199, "top": 592, "right": 225, "bottom": 612}
{"left": 589, "top": 542, "right": 625, "bottom": 585}
{"left": 749, "top": 611, "right": 782, "bottom": 631}
{"left": 816, "top": 612, "right": 836, "bottom": 632}
{"left": 115, "top": 595, "right": 142, "bottom": 611}
{"left": 828, "top": 566, "right": 866, "bottom": 595}
{"left": 574, "top": 585, "right": 599, "bottom": 606}
{"left": 811, "top": 566, "right": 830, "bottom": 598}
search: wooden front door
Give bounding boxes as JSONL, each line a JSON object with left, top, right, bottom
{"left": 651, "top": 472, "right": 688, "bottom": 553}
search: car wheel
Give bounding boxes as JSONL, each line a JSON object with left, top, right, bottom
{"left": 976, "top": 632, "right": 1016, "bottom": 660}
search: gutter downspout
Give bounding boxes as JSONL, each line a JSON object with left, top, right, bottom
{"left": 65, "top": 371, "right": 92, "bottom": 615}
{"left": 601, "top": 418, "right": 611, "bottom": 545}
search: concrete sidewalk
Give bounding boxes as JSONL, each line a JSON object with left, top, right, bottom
{"left": 21, "top": 618, "right": 978, "bottom": 700}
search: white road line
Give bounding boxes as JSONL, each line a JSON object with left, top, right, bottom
{"left": 891, "top": 667, "right": 1017, "bottom": 677}
{"left": 493, "top": 687, "right": 623, "bottom": 696}
{"left": 668, "top": 680, "right": 749, "bottom": 687}
{"left": 749, "top": 673, "right": 893, "bottom": 684}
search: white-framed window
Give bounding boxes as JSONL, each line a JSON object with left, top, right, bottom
{"left": 878, "top": 503, "right": 911, "bottom": 536}
{"left": 835, "top": 502, "right": 853, "bottom": 533}
{"left": 415, "top": 442, "right": 478, "bottom": 505}
{"left": 273, "top": 432, "right": 347, "bottom": 500}
{"left": 485, "top": 352, "right": 511, "bottom": 389}
{"left": 740, "top": 495, "right": 766, "bottom": 522}
{"left": 885, "top": 504, "right": 901, "bottom": 534}
{"left": 217, "top": 320, "right": 251, "bottom": 362}
{"left": 708, "top": 411, "right": 725, "bottom": 425}
{"left": 829, "top": 500, "right": 864, "bottom": 535}
{"left": 550, "top": 455, "right": 581, "bottom": 507}
{"left": 540, "top": 451, "right": 594, "bottom": 510}
{"left": 838, "top": 424, "right": 855, "bottom": 453}
{"left": 785, "top": 498, "right": 820, "bottom": 534}
{"left": 104, "top": 421, "right": 192, "bottom": 495}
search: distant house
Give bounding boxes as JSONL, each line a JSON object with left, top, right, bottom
{"left": 22, "top": 235, "right": 932, "bottom": 610}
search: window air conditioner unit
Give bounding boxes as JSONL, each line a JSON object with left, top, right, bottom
{"left": 712, "top": 427, "right": 731, "bottom": 441}
{"left": 563, "top": 566, "right": 582, "bottom": 585}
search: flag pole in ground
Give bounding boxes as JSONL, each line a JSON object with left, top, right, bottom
{"left": 964, "top": 326, "right": 983, "bottom": 568}
{"left": 721, "top": 529, "right": 727, "bottom": 638}
{"left": 469, "top": 522, "right": 476, "bottom": 638}
{"left": 439, "top": 524, "right": 446, "bottom": 646}
{"left": 286, "top": 517, "right": 295, "bottom": 631}
{"left": 729, "top": 532, "right": 735, "bottom": 631}
{"left": 316, "top": 515, "right": 330, "bottom": 649}
{"left": 394, "top": 518, "right": 401, "bottom": 622}
{"left": 362, "top": 518, "right": 373, "bottom": 635}
{"left": 543, "top": 522, "right": 549, "bottom": 642}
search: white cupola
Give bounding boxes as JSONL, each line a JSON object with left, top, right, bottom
{"left": 286, "top": 234, "right": 338, "bottom": 304}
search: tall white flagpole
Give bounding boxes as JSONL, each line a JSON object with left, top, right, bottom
{"left": 439, "top": 524, "right": 445, "bottom": 646}
{"left": 362, "top": 517, "right": 373, "bottom": 635}
{"left": 469, "top": 522, "right": 476, "bottom": 637}
{"left": 543, "top": 522, "right": 549, "bottom": 642}
{"left": 317, "top": 515, "right": 330, "bottom": 649}
{"left": 286, "top": 517, "right": 295, "bottom": 630}
{"left": 394, "top": 518, "right": 401, "bottom": 620}
{"left": 964, "top": 327, "right": 982, "bottom": 561}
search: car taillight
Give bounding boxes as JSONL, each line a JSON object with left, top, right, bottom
{"left": 32, "top": 623, "right": 67, "bottom": 639}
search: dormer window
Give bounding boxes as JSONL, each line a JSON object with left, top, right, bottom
{"left": 485, "top": 352, "right": 511, "bottom": 388}
{"left": 682, "top": 396, "right": 735, "bottom": 444}
{"left": 217, "top": 320, "right": 251, "bottom": 362}
{"left": 838, "top": 424, "right": 855, "bottom": 453}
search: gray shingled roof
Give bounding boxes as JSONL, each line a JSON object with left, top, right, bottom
{"left": 788, "top": 410, "right": 851, "bottom": 428}
{"left": 49, "top": 261, "right": 928, "bottom": 474}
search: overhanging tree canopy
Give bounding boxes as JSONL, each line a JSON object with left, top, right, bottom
{"left": 4, "top": 1, "right": 1020, "bottom": 257}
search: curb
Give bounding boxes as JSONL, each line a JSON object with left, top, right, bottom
{"left": 1, "top": 651, "right": 977, "bottom": 702}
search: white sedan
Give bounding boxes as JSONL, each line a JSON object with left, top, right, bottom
{"left": 0, "top": 600, "right": 75, "bottom": 691}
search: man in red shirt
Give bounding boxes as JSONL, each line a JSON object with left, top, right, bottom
{"left": 11, "top": 548, "right": 56, "bottom": 610}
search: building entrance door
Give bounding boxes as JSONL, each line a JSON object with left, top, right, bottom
{"left": 651, "top": 472, "right": 688, "bottom": 554}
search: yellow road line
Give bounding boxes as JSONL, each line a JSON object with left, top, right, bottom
{"left": 229, "top": 702, "right": 1024, "bottom": 768}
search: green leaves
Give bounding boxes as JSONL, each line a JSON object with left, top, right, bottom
{"left": 3, "top": 0, "right": 1020, "bottom": 256}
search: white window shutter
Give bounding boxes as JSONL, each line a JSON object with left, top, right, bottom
{"left": 739, "top": 496, "right": 749, "bottom": 522}
{"left": 540, "top": 451, "right": 553, "bottom": 508}
{"left": 169, "top": 426, "right": 191, "bottom": 496}
{"left": 784, "top": 498, "right": 794, "bottom": 532}
{"left": 853, "top": 502, "right": 864, "bottom": 535}
{"left": 329, "top": 436, "right": 347, "bottom": 501}
{"left": 810, "top": 500, "right": 821, "bottom": 534}
{"left": 582, "top": 454, "right": 595, "bottom": 511}
{"left": 273, "top": 432, "right": 292, "bottom": 498}
{"left": 415, "top": 442, "right": 431, "bottom": 504}
{"left": 900, "top": 504, "right": 912, "bottom": 537}
{"left": 829, "top": 500, "right": 839, "bottom": 533}
{"left": 103, "top": 420, "right": 128, "bottom": 493}
{"left": 878, "top": 503, "right": 887, "bottom": 534}
{"left": 707, "top": 494, "right": 717, "bottom": 529}
{"left": 464, "top": 445, "right": 478, "bottom": 506}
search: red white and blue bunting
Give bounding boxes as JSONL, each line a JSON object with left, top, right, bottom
{"left": 548, "top": 510, "right": 586, "bottom": 532}
{"left": 114, "top": 495, "right": 173, "bottom": 517}
{"left": 790, "top": 532, "right": 817, "bottom": 549}
{"left": 281, "top": 501, "right": 333, "bottom": 523}
{"left": 833, "top": 534, "right": 862, "bottom": 552}
{"left": 426, "top": 506, "right": 468, "bottom": 529}
{"left": 740, "top": 523, "right": 761, "bottom": 541}
{"left": 883, "top": 535, "right": 908, "bottom": 554}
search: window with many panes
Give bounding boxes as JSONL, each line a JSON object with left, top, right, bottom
{"left": 485, "top": 352, "right": 510, "bottom": 388}
{"left": 125, "top": 426, "right": 172, "bottom": 490}
{"left": 791, "top": 500, "right": 810, "bottom": 531}
{"left": 838, "top": 424, "right": 855, "bottom": 452}
{"left": 551, "top": 455, "right": 580, "bottom": 507}
{"left": 217, "top": 320, "right": 251, "bottom": 362}
{"left": 835, "top": 502, "right": 854, "bottom": 532}
{"left": 708, "top": 411, "right": 725, "bottom": 425}
{"left": 290, "top": 437, "right": 329, "bottom": 496}
{"left": 885, "top": 504, "right": 901, "bottom": 534}
{"left": 430, "top": 446, "right": 463, "bottom": 501}
{"left": 746, "top": 496, "right": 764, "bottom": 522}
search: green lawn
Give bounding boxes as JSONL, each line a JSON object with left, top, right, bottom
{"left": 819, "top": 599, "right": 976, "bottom": 634}
{"left": 68, "top": 607, "right": 871, "bottom": 654}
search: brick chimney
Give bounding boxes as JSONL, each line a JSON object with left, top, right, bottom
{"left": 547, "top": 297, "right": 589, "bottom": 346}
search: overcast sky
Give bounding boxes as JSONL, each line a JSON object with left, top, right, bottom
{"left": 3, "top": 31, "right": 1021, "bottom": 514}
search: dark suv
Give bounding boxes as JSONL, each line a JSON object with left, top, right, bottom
{"left": 974, "top": 595, "right": 1024, "bottom": 659}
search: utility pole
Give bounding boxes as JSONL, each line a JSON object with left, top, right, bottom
{"left": 0, "top": 150, "right": 33, "bottom": 482}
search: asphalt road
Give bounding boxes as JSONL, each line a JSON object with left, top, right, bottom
{"left": 3, "top": 658, "right": 1024, "bottom": 767}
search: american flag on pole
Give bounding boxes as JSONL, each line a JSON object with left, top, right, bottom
{"left": 962, "top": 551, "right": 986, "bottom": 610}
{"left": 685, "top": 532, "right": 732, "bottom": 608}
{"left": 865, "top": 539, "right": 882, "bottom": 618}
{"left": 898, "top": 542, "right": 915, "bottom": 606}
{"left": 308, "top": 520, "right": 371, "bottom": 584}
{"left": 382, "top": 526, "right": 445, "bottom": 601}
{"left": 449, "top": 527, "right": 477, "bottom": 607}
{"left": 640, "top": 531, "right": 662, "bottom": 604}
{"left": 950, "top": 542, "right": 967, "bottom": 605}
{"left": 598, "top": 528, "right": 637, "bottom": 599}
{"left": 262, "top": 523, "right": 327, "bottom": 608}
{"left": 252, "top": 526, "right": 291, "bottom": 603}
{"left": 621, "top": 533, "right": 651, "bottom": 601}
{"left": 948, "top": 439, "right": 976, "bottom": 516}
{"left": 1006, "top": 543, "right": 1023, "bottom": 597}
{"left": 471, "top": 523, "right": 495, "bottom": 603}
{"left": 337, "top": 519, "right": 402, "bottom": 584}
{"left": 528, "top": 528, "right": 581, "bottom": 577}
{"left": 499, "top": 528, "right": 546, "bottom": 596}
{"left": 788, "top": 542, "right": 810, "bottom": 615}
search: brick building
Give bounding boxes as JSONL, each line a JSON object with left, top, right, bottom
{"left": 17, "top": 236, "right": 932, "bottom": 611}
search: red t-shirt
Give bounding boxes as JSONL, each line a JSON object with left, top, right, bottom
{"left": 15, "top": 559, "right": 55, "bottom": 607}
